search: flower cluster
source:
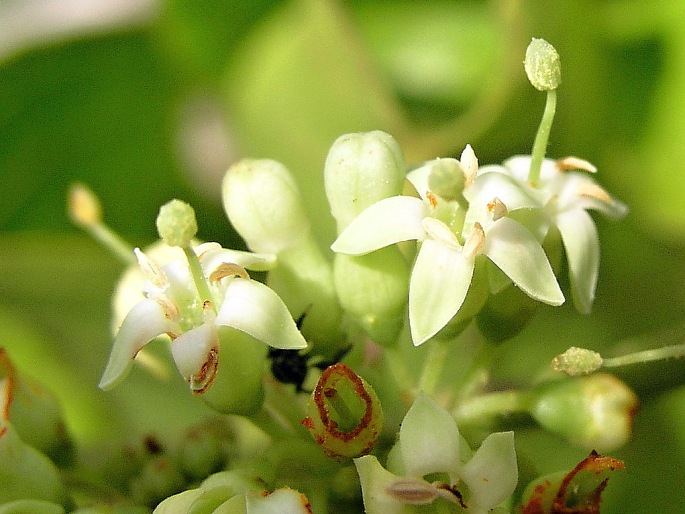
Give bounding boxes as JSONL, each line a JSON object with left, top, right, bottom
{"left": 60, "top": 38, "right": 639, "bottom": 514}
{"left": 99, "top": 200, "right": 307, "bottom": 414}
{"left": 332, "top": 147, "right": 626, "bottom": 345}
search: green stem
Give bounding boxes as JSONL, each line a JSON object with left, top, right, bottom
{"left": 602, "top": 343, "right": 685, "bottom": 368}
{"left": 88, "top": 223, "right": 136, "bottom": 265}
{"left": 453, "top": 389, "right": 531, "bottom": 427}
{"left": 528, "top": 89, "right": 557, "bottom": 186}
{"left": 417, "top": 337, "right": 450, "bottom": 396}
{"left": 182, "top": 246, "right": 216, "bottom": 312}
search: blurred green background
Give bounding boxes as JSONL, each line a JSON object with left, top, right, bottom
{"left": 1, "top": 0, "right": 684, "bottom": 511}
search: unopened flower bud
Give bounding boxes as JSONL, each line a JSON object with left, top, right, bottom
{"left": 325, "top": 132, "right": 410, "bottom": 344}
{"left": 531, "top": 373, "right": 638, "bottom": 452}
{"left": 156, "top": 199, "right": 198, "bottom": 247}
{"left": 176, "top": 427, "right": 225, "bottom": 480}
{"left": 129, "top": 456, "right": 184, "bottom": 507}
{"left": 0, "top": 422, "right": 71, "bottom": 506}
{"left": 0, "top": 349, "right": 73, "bottom": 466}
{"left": 223, "top": 159, "right": 310, "bottom": 254}
{"left": 524, "top": 38, "right": 561, "bottom": 91}
{"left": 324, "top": 131, "right": 405, "bottom": 232}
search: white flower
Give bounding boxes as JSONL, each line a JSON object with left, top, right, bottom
{"left": 99, "top": 242, "right": 306, "bottom": 391}
{"left": 355, "top": 395, "right": 517, "bottom": 514}
{"left": 483, "top": 155, "right": 628, "bottom": 313}
{"left": 332, "top": 149, "right": 563, "bottom": 346}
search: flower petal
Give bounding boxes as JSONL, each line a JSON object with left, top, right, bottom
{"left": 354, "top": 455, "right": 414, "bottom": 514}
{"left": 246, "top": 487, "right": 313, "bottom": 514}
{"left": 483, "top": 218, "right": 564, "bottom": 306}
{"left": 216, "top": 279, "right": 307, "bottom": 349}
{"left": 460, "top": 431, "right": 517, "bottom": 510}
{"left": 170, "top": 322, "right": 218, "bottom": 389}
{"left": 99, "top": 299, "right": 180, "bottom": 390}
{"left": 556, "top": 209, "right": 599, "bottom": 314}
{"left": 409, "top": 240, "right": 474, "bottom": 346}
{"left": 200, "top": 247, "right": 276, "bottom": 273}
{"left": 466, "top": 170, "right": 545, "bottom": 212}
{"left": 331, "top": 196, "right": 427, "bottom": 255}
{"left": 399, "top": 394, "right": 461, "bottom": 482}
{"left": 406, "top": 163, "right": 433, "bottom": 202}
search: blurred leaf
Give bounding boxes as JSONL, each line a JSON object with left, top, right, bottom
{"left": 349, "top": 0, "right": 501, "bottom": 123}
{"left": 0, "top": 31, "right": 229, "bottom": 243}
{"left": 224, "top": 0, "right": 406, "bottom": 247}
{"left": 157, "top": 0, "right": 282, "bottom": 82}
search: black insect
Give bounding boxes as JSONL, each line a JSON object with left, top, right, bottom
{"left": 268, "top": 312, "right": 350, "bottom": 393}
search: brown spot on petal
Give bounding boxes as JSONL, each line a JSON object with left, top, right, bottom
{"left": 190, "top": 347, "right": 219, "bottom": 394}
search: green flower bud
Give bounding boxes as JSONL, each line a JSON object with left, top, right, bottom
{"left": 531, "top": 373, "right": 639, "bottom": 452}
{"left": 223, "top": 158, "right": 343, "bottom": 354}
{"left": 176, "top": 427, "right": 225, "bottom": 481}
{"left": 0, "top": 422, "right": 71, "bottom": 507}
{"left": 324, "top": 131, "right": 405, "bottom": 232}
{"left": 156, "top": 199, "right": 198, "bottom": 247}
{"left": 0, "top": 349, "right": 73, "bottom": 466}
{"left": 524, "top": 38, "right": 561, "bottom": 91}
{"left": 223, "top": 159, "right": 311, "bottom": 255}
{"left": 303, "top": 364, "right": 383, "bottom": 459}
{"left": 129, "top": 456, "right": 185, "bottom": 508}
{"left": 199, "top": 329, "right": 268, "bottom": 415}
{"left": 324, "top": 132, "right": 410, "bottom": 345}
{"left": 475, "top": 279, "right": 538, "bottom": 343}
{"left": 333, "top": 249, "right": 409, "bottom": 345}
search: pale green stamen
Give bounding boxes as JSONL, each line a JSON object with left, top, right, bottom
{"left": 68, "top": 183, "right": 136, "bottom": 265}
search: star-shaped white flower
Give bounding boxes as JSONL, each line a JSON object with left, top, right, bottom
{"left": 480, "top": 155, "right": 628, "bottom": 313}
{"left": 332, "top": 150, "right": 563, "bottom": 346}
{"left": 99, "top": 242, "right": 307, "bottom": 391}
{"left": 355, "top": 394, "right": 517, "bottom": 514}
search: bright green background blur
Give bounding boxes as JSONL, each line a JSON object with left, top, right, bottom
{"left": 1, "top": 1, "right": 684, "bottom": 512}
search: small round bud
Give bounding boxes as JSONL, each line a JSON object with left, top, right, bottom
{"left": 531, "top": 373, "right": 638, "bottom": 452}
{"left": 524, "top": 38, "right": 561, "bottom": 91}
{"left": 551, "top": 346, "right": 603, "bottom": 376}
{"left": 155, "top": 199, "right": 198, "bottom": 247}
{"left": 68, "top": 183, "right": 102, "bottom": 227}
{"left": 324, "top": 131, "right": 405, "bottom": 232}
{"left": 223, "top": 159, "right": 310, "bottom": 254}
